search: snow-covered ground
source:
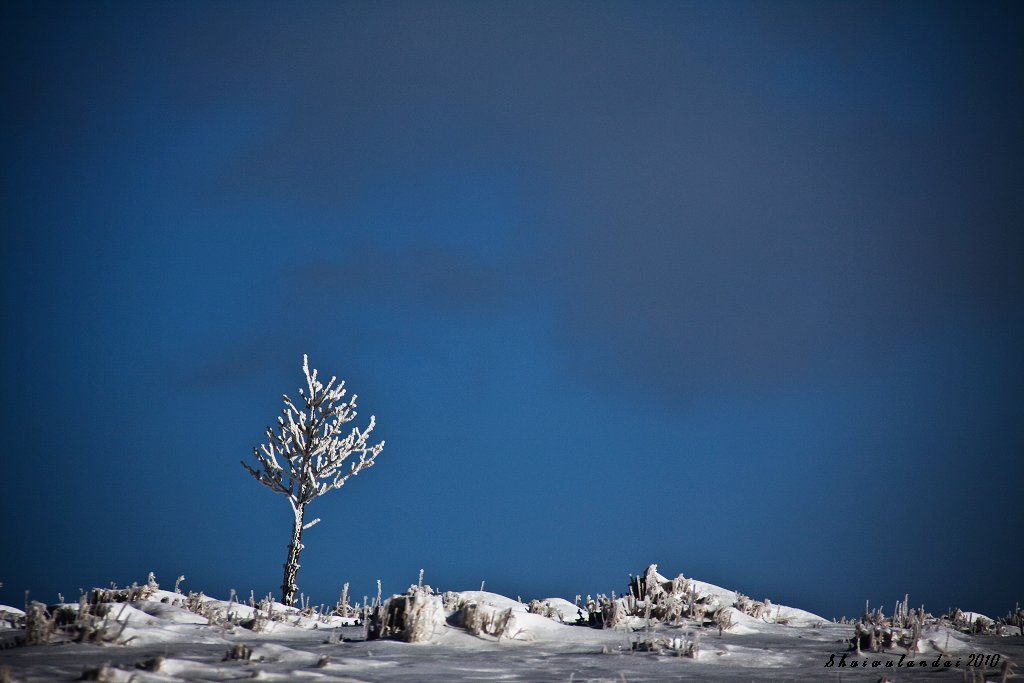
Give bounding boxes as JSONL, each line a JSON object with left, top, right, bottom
{"left": 1, "top": 569, "right": 1020, "bottom": 682}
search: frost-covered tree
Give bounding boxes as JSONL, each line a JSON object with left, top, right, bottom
{"left": 242, "top": 355, "right": 384, "bottom": 606}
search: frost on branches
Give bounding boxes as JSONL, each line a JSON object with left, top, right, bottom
{"left": 242, "top": 355, "right": 384, "bottom": 606}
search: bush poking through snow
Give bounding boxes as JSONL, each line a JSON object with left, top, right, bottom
{"left": 585, "top": 593, "right": 635, "bottom": 628}
{"left": 79, "top": 664, "right": 116, "bottom": 682}
{"left": 454, "top": 604, "right": 521, "bottom": 640}
{"left": 1006, "top": 606, "right": 1024, "bottom": 636}
{"left": 24, "top": 603, "right": 53, "bottom": 646}
{"left": 135, "top": 656, "right": 165, "bottom": 673}
{"left": 333, "top": 583, "right": 356, "bottom": 619}
{"left": 735, "top": 593, "right": 772, "bottom": 620}
{"left": 68, "top": 609, "right": 131, "bottom": 645}
{"left": 185, "top": 592, "right": 228, "bottom": 626}
{"left": 441, "top": 591, "right": 464, "bottom": 612}
{"left": 20, "top": 598, "right": 130, "bottom": 647}
{"left": 587, "top": 564, "right": 721, "bottom": 630}
{"left": 223, "top": 643, "right": 252, "bottom": 661}
{"left": 12, "top": 590, "right": 136, "bottom": 648}
{"left": 527, "top": 600, "right": 563, "bottom": 621}
{"left": 941, "top": 607, "right": 1010, "bottom": 635}
{"left": 631, "top": 632, "right": 700, "bottom": 657}
{"left": 849, "top": 596, "right": 1024, "bottom": 653}
{"left": 89, "top": 580, "right": 157, "bottom": 605}
{"left": 713, "top": 607, "right": 733, "bottom": 634}
{"left": 366, "top": 587, "right": 445, "bottom": 643}
{"left": 851, "top": 618, "right": 925, "bottom": 655}
{"left": 240, "top": 611, "right": 271, "bottom": 633}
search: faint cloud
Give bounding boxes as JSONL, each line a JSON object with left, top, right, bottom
{"left": 295, "top": 242, "right": 514, "bottom": 313}
{"left": 179, "top": 338, "right": 287, "bottom": 389}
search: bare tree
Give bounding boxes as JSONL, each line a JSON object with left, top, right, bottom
{"left": 242, "top": 355, "right": 384, "bottom": 606}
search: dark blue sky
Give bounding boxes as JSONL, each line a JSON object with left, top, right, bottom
{"left": 2, "top": 1, "right": 1022, "bottom": 620}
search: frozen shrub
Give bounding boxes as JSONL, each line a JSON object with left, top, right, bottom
{"left": 333, "top": 583, "right": 354, "bottom": 618}
{"left": 454, "top": 604, "right": 521, "bottom": 640}
{"left": 634, "top": 565, "right": 668, "bottom": 603}
{"left": 136, "top": 656, "right": 165, "bottom": 673}
{"left": 850, "top": 613, "right": 923, "bottom": 655}
{"left": 240, "top": 612, "right": 270, "bottom": 633}
{"left": 185, "top": 593, "right": 218, "bottom": 623}
{"left": 898, "top": 619, "right": 923, "bottom": 654}
{"left": 1003, "top": 605, "right": 1024, "bottom": 635}
{"left": 602, "top": 598, "right": 627, "bottom": 628}
{"left": 690, "top": 598, "right": 708, "bottom": 624}
{"left": 223, "top": 643, "right": 252, "bottom": 661}
{"left": 67, "top": 601, "right": 131, "bottom": 645}
{"left": 16, "top": 592, "right": 133, "bottom": 648}
{"left": 79, "top": 664, "right": 116, "bottom": 681}
{"left": 713, "top": 607, "right": 733, "bottom": 634}
{"left": 585, "top": 594, "right": 627, "bottom": 629}
{"left": 24, "top": 603, "right": 53, "bottom": 645}
{"left": 0, "top": 608, "right": 22, "bottom": 630}
{"left": 631, "top": 632, "right": 700, "bottom": 657}
{"left": 441, "top": 591, "right": 465, "bottom": 611}
{"left": 610, "top": 565, "right": 720, "bottom": 628}
{"left": 734, "top": 593, "right": 770, "bottom": 620}
{"left": 89, "top": 580, "right": 156, "bottom": 605}
{"left": 939, "top": 607, "right": 1000, "bottom": 635}
{"left": 527, "top": 600, "right": 563, "bottom": 622}
{"left": 366, "top": 588, "right": 445, "bottom": 643}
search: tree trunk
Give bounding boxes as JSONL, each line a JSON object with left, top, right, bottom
{"left": 281, "top": 503, "right": 304, "bottom": 606}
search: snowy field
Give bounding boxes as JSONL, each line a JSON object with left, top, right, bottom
{"left": 1, "top": 567, "right": 1020, "bottom": 683}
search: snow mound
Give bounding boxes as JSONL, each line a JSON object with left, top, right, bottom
{"left": 719, "top": 607, "right": 761, "bottom": 635}
{"left": 534, "top": 597, "right": 586, "bottom": 623}
{"left": 0, "top": 605, "right": 25, "bottom": 629}
{"left": 449, "top": 591, "right": 526, "bottom": 613}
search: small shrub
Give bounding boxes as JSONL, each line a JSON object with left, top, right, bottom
{"left": 223, "top": 643, "right": 252, "bottom": 661}
{"left": 631, "top": 632, "right": 700, "bottom": 657}
{"left": 527, "top": 600, "right": 563, "bottom": 622}
{"left": 24, "top": 603, "right": 54, "bottom": 645}
{"left": 136, "top": 656, "right": 165, "bottom": 672}
{"left": 366, "top": 588, "right": 444, "bottom": 643}
{"left": 78, "top": 664, "right": 115, "bottom": 682}
{"left": 713, "top": 607, "right": 733, "bottom": 634}
{"left": 456, "top": 604, "right": 521, "bottom": 640}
